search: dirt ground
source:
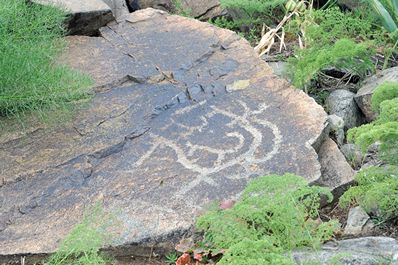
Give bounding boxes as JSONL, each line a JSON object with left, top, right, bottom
{"left": 116, "top": 256, "right": 167, "bottom": 265}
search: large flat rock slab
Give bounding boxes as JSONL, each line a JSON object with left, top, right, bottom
{"left": 0, "top": 9, "right": 327, "bottom": 257}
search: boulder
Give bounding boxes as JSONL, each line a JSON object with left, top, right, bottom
{"left": 103, "top": 0, "right": 130, "bottom": 21}
{"left": 32, "top": 0, "right": 115, "bottom": 35}
{"left": 292, "top": 237, "right": 398, "bottom": 265}
{"left": 0, "top": 9, "right": 328, "bottom": 258}
{"left": 355, "top": 66, "right": 398, "bottom": 122}
{"left": 326, "top": 89, "right": 365, "bottom": 130}
{"left": 316, "top": 138, "right": 355, "bottom": 198}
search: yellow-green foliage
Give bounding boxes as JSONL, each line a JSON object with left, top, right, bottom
{"left": 288, "top": 7, "right": 377, "bottom": 89}
{"left": 379, "top": 97, "right": 398, "bottom": 122}
{"left": 340, "top": 166, "right": 398, "bottom": 221}
{"left": 220, "top": 0, "right": 286, "bottom": 18}
{"left": 0, "top": 0, "right": 93, "bottom": 119}
{"left": 371, "top": 81, "right": 398, "bottom": 112}
{"left": 347, "top": 81, "right": 398, "bottom": 165}
{"left": 348, "top": 122, "right": 398, "bottom": 164}
{"left": 196, "top": 174, "right": 338, "bottom": 265}
{"left": 343, "top": 77, "right": 398, "bottom": 222}
{"left": 46, "top": 206, "right": 118, "bottom": 265}
{"left": 289, "top": 38, "right": 374, "bottom": 88}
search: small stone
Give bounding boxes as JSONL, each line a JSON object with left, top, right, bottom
{"left": 344, "top": 206, "right": 373, "bottom": 236}
{"left": 326, "top": 89, "right": 365, "bottom": 130}
{"left": 317, "top": 138, "right": 355, "bottom": 198}
{"left": 327, "top": 114, "right": 345, "bottom": 146}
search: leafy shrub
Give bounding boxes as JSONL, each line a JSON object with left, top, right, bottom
{"left": 343, "top": 76, "right": 398, "bottom": 222}
{"left": 0, "top": 0, "right": 93, "bottom": 118}
{"left": 289, "top": 38, "right": 374, "bottom": 88}
{"left": 340, "top": 166, "right": 398, "bottom": 221}
{"left": 348, "top": 122, "right": 398, "bottom": 164}
{"left": 287, "top": 7, "right": 378, "bottom": 89}
{"left": 196, "top": 174, "right": 338, "bottom": 264}
{"left": 217, "top": 0, "right": 287, "bottom": 41}
{"left": 220, "top": 0, "right": 286, "bottom": 19}
{"left": 218, "top": 239, "right": 292, "bottom": 265}
{"left": 371, "top": 81, "right": 398, "bottom": 112}
{"left": 46, "top": 205, "right": 118, "bottom": 265}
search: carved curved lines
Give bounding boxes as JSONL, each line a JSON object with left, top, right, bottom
{"left": 134, "top": 100, "right": 283, "bottom": 196}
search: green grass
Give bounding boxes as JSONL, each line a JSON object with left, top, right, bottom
{"left": 0, "top": 0, "right": 93, "bottom": 120}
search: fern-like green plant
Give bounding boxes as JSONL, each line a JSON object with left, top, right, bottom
{"left": 196, "top": 174, "right": 338, "bottom": 264}
{"left": 289, "top": 38, "right": 374, "bottom": 88}
{"left": 340, "top": 166, "right": 398, "bottom": 221}
{"left": 287, "top": 7, "right": 378, "bottom": 89}
{"left": 46, "top": 205, "right": 118, "bottom": 265}
{"left": 378, "top": 97, "right": 398, "bottom": 123}
{"left": 371, "top": 81, "right": 398, "bottom": 112}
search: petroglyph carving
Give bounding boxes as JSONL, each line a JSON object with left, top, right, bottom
{"left": 132, "top": 99, "right": 283, "bottom": 196}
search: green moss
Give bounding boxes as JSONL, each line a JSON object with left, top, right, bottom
{"left": 340, "top": 166, "right": 398, "bottom": 221}
{"left": 0, "top": 0, "right": 93, "bottom": 119}
{"left": 371, "top": 81, "right": 398, "bottom": 113}
{"left": 197, "top": 174, "right": 338, "bottom": 264}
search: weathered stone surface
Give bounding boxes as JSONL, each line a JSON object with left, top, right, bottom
{"left": 33, "top": 0, "right": 115, "bottom": 35}
{"left": 0, "top": 9, "right": 327, "bottom": 257}
{"left": 316, "top": 137, "right": 355, "bottom": 197}
{"left": 326, "top": 89, "right": 365, "bottom": 130}
{"left": 128, "top": 0, "right": 230, "bottom": 20}
{"left": 341, "top": 143, "right": 363, "bottom": 170}
{"left": 355, "top": 66, "right": 398, "bottom": 122}
{"left": 327, "top": 114, "right": 345, "bottom": 146}
{"left": 103, "top": 0, "right": 130, "bottom": 21}
{"left": 128, "top": 0, "right": 173, "bottom": 11}
{"left": 292, "top": 237, "right": 398, "bottom": 265}
{"left": 181, "top": 0, "right": 224, "bottom": 20}
{"left": 344, "top": 206, "right": 374, "bottom": 236}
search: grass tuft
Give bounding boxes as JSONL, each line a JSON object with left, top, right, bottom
{"left": 0, "top": 0, "right": 93, "bottom": 121}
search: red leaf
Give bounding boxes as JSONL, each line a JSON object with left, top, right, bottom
{"left": 176, "top": 253, "right": 191, "bottom": 265}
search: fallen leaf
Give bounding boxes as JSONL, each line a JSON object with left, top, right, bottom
{"left": 176, "top": 253, "right": 191, "bottom": 265}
